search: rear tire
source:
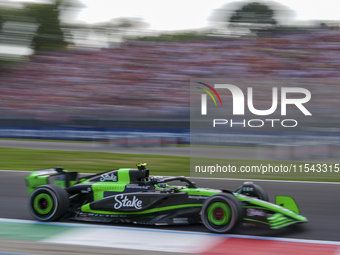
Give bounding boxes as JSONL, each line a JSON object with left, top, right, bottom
{"left": 201, "top": 193, "right": 241, "bottom": 233}
{"left": 28, "top": 184, "right": 69, "bottom": 221}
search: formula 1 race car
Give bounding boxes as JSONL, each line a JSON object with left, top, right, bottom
{"left": 25, "top": 163, "right": 307, "bottom": 233}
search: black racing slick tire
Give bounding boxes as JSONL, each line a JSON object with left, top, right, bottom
{"left": 201, "top": 193, "right": 241, "bottom": 233}
{"left": 252, "top": 184, "right": 269, "bottom": 201}
{"left": 235, "top": 183, "right": 269, "bottom": 202}
{"left": 28, "top": 184, "right": 69, "bottom": 221}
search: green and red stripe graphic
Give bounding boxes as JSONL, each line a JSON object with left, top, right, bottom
{"left": 196, "top": 82, "right": 223, "bottom": 106}
{"left": 1, "top": 219, "right": 340, "bottom": 254}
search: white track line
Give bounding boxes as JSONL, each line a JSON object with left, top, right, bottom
{"left": 2, "top": 169, "right": 340, "bottom": 184}
{"left": 189, "top": 176, "right": 340, "bottom": 185}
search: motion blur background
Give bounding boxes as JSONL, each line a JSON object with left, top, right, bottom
{"left": 0, "top": 0, "right": 339, "bottom": 160}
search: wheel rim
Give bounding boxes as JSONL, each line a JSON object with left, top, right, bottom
{"left": 207, "top": 202, "right": 231, "bottom": 226}
{"left": 33, "top": 193, "right": 53, "bottom": 215}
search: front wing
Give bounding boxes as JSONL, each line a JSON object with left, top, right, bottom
{"left": 236, "top": 194, "right": 308, "bottom": 229}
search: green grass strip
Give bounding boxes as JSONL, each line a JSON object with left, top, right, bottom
{"left": 0, "top": 148, "right": 190, "bottom": 176}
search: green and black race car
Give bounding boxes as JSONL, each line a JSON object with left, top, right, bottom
{"left": 25, "top": 163, "right": 307, "bottom": 233}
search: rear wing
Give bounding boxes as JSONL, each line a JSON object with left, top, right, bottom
{"left": 25, "top": 167, "right": 78, "bottom": 194}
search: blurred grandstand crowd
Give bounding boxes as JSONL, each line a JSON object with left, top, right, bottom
{"left": 0, "top": 29, "right": 339, "bottom": 122}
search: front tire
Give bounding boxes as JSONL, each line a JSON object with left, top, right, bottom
{"left": 201, "top": 193, "right": 241, "bottom": 233}
{"left": 235, "top": 182, "right": 269, "bottom": 201}
{"left": 28, "top": 184, "right": 69, "bottom": 221}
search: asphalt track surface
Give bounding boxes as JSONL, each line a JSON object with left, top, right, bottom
{"left": 1, "top": 170, "right": 340, "bottom": 242}
{"left": 0, "top": 140, "right": 339, "bottom": 243}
